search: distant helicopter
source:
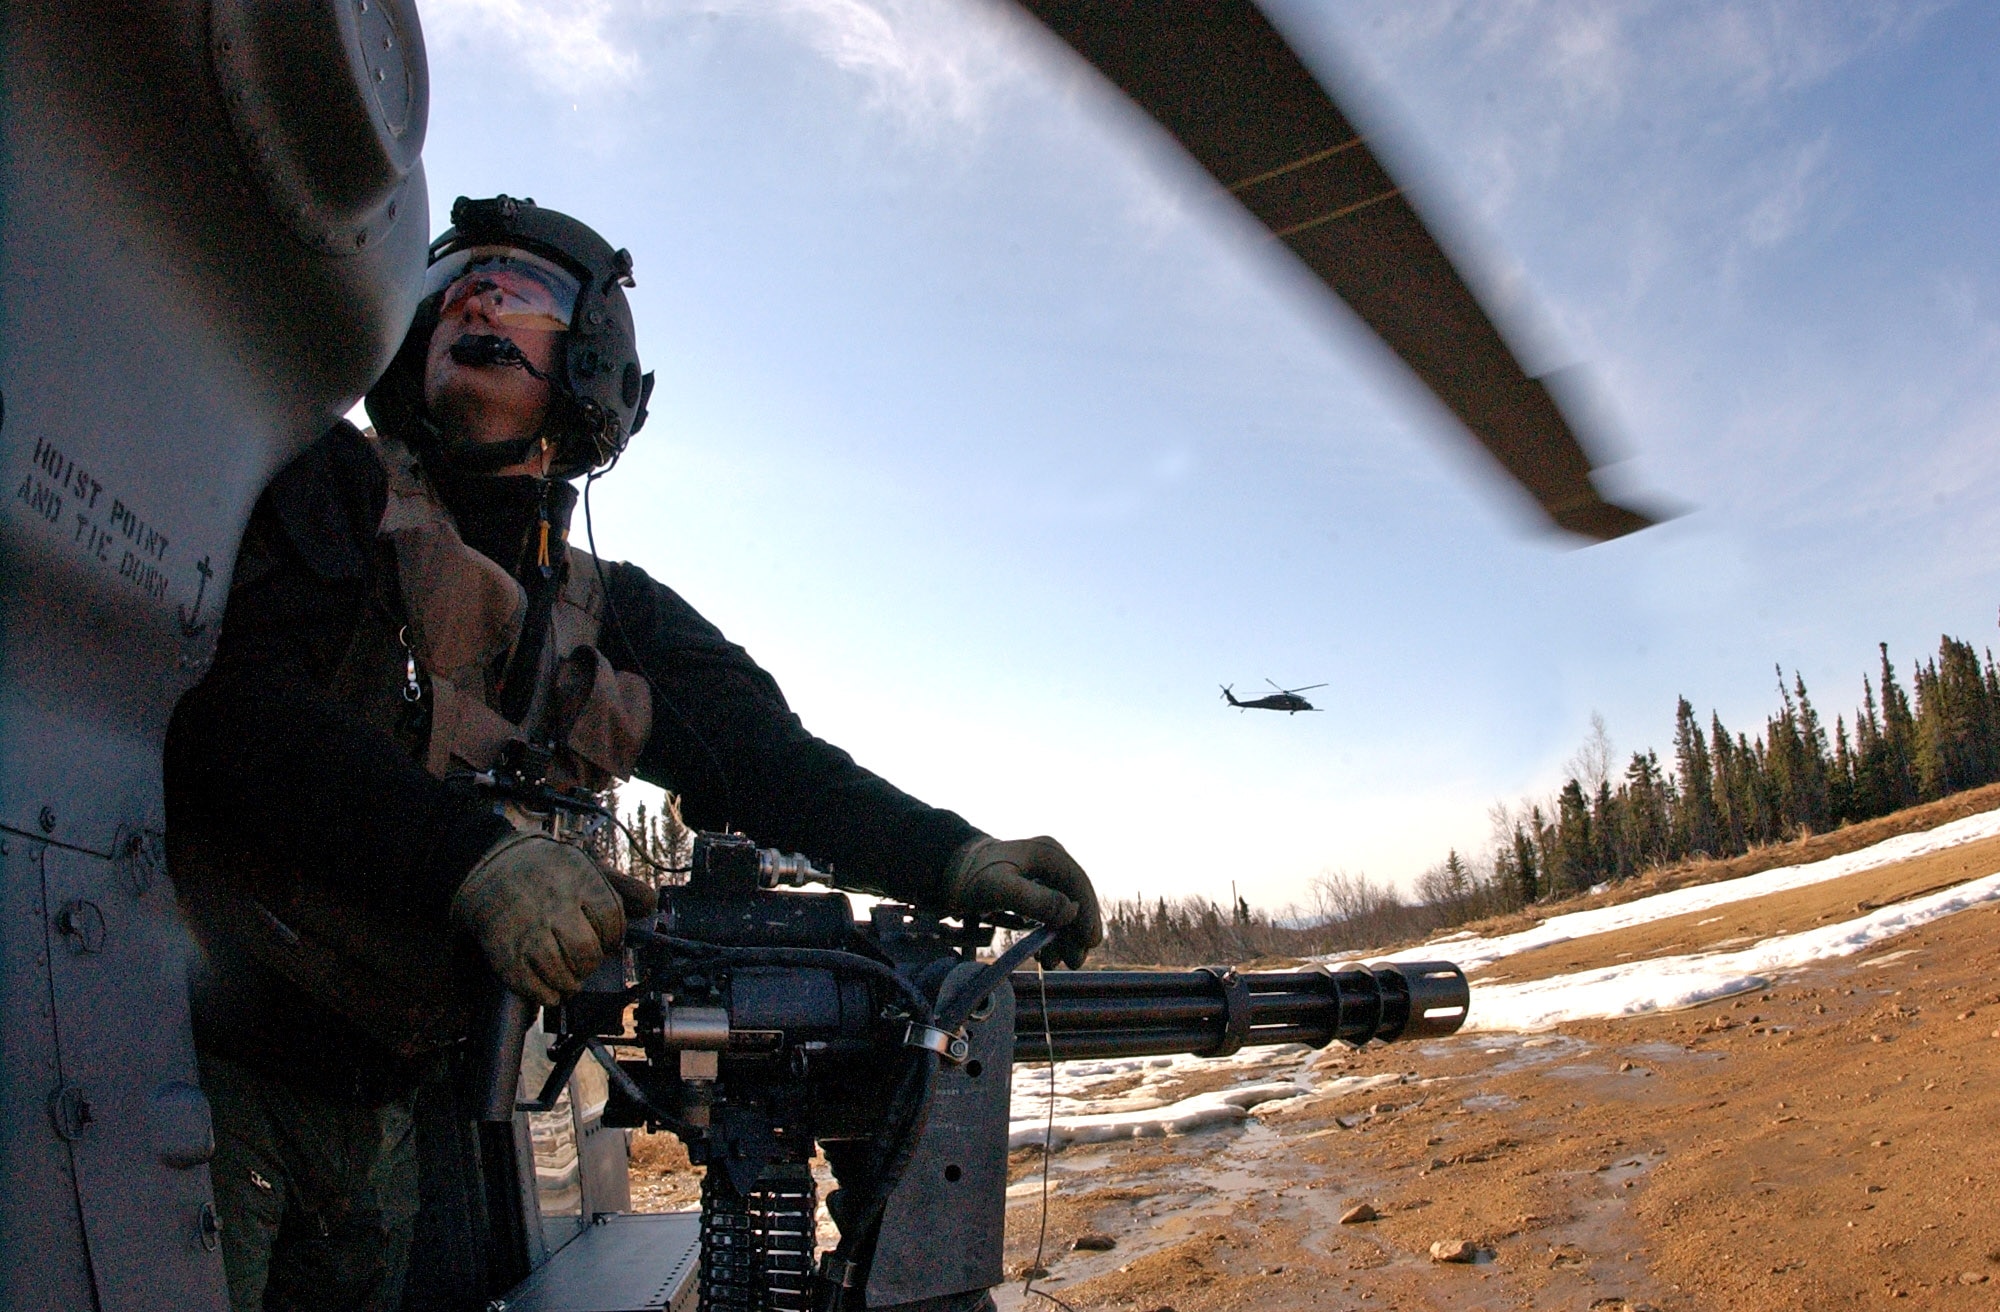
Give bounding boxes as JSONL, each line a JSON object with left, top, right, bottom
{"left": 1222, "top": 680, "right": 1327, "bottom": 714}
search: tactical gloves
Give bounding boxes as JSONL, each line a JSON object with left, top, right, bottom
{"left": 937, "top": 835, "right": 1102, "bottom": 969}
{"left": 451, "top": 831, "right": 658, "bottom": 1005}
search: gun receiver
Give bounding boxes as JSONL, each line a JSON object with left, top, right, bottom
{"left": 501, "top": 833, "right": 1468, "bottom": 1312}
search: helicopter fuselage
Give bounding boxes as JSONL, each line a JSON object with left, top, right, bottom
{"left": 1221, "top": 685, "right": 1321, "bottom": 714}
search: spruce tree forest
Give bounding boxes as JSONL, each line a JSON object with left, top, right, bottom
{"left": 1487, "top": 635, "right": 1997, "bottom": 903}
{"left": 1096, "top": 633, "right": 2000, "bottom": 966}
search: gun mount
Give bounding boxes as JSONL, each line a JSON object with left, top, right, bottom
{"left": 498, "top": 833, "right": 1469, "bottom": 1312}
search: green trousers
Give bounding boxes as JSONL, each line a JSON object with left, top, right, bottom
{"left": 199, "top": 1050, "right": 420, "bottom": 1312}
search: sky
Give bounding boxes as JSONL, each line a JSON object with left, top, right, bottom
{"left": 400, "top": 0, "right": 2000, "bottom": 910}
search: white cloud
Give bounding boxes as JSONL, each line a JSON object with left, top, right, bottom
{"left": 1741, "top": 134, "right": 1831, "bottom": 248}
{"left": 1538, "top": 6, "right": 1634, "bottom": 114}
{"left": 420, "top": 0, "right": 1040, "bottom": 130}
{"left": 1296, "top": 1, "right": 1942, "bottom": 207}
{"left": 420, "top": 0, "right": 641, "bottom": 95}
{"left": 744, "top": 0, "right": 1029, "bottom": 131}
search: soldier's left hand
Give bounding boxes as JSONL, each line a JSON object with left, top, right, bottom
{"left": 938, "top": 835, "right": 1102, "bottom": 969}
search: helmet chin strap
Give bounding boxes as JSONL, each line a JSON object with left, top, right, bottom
{"left": 436, "top": 433, "right": 541, "bottom": 474}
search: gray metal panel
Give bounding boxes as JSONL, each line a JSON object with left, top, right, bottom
{"left": 517, "top": 1019, "right": 589, "bottom": 1266}
{"left": 578, "top": 1119, "right": 633, "bottom": 1216}
{"left": 499, "top": 1211, "right": 702, "bottom": 1312}
{"left": 512, "top": 1104, "right": 562, "bottom": 1272}
{"left": 525, "top": 1092, "right": 588, "bottom": 1262}
{"left": 513, "top": 1019, "right": 635, "bottom": 1274}
{"left": 2, "top": 3, "right": 429, "bottom": 1307}
{"left": 576, "top": 1053, "right": 632, "bottom": 1216}
{"left": 0, "top": 835, "right": 95, "bottom": 1312}
{"left": 867, "top": 974, "right": 1015, "bottom": 1307}
{"left": 44, "top": 842, "right": 224, "bottom": 1310}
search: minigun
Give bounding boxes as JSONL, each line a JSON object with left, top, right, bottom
{"left": 489, "top": 833, "right": 1470, "bottom": 1312}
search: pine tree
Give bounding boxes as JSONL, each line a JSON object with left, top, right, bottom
{"left": 1709, "top": 714, "right": 1747, "bottom": 855}
{"left": 1442, "top": 849, "right": 1471, "bottom": 897}
{"left": 1915, "top": 636, "right": 1995, "bottom": 795}
{"left": 1512, "top": 822, "right": 1540, "bottom": 904}
{"left": 1764, "top": 670, "right": 1807, "bottom": 835}
{"left": 1852, "top": 675, "right": 1889, "bottom": 820}
{"left": 1739, "top": 731, "right": 1777, "bottom": 847}
{"left": 1672, "top": 697, "right": 1720, "bottom": 857}
{"left": 1550, "top": 779, "right": 1596, "bottom": 895}
{"left": 1491, "top": 844, "right": 1519, "bottom": 909}
{"left": 1985, "top": 648, "right": 2000, "bottom": 779}
{"left": 1879, "top": 644, "right": 1920, "bottom": 807}
{"left": 1592, "top": 778, "right": 1621, "bottom": 879}
{"left": 1620, "top": 752, "right": 1670, "bottom": 869}
{"left": 1986, "top": 649, "right": 2000, "bottom": 773}
{"left": 1912, "top": 655, "right": 1948, "bottom": 800}
{"left": 1791, "top": 672, "right": 1832, "bottom": 832}
{"left": 1830, "top": 715, "right": 1856, "bottom": 824}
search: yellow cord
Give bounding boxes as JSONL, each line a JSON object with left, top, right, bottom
{"left": 536, "top": 437, "right": 553, "bottom": 572}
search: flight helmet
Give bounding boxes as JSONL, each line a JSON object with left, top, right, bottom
{"left": 367, "top": 194, "right": 653, "bottom": 479}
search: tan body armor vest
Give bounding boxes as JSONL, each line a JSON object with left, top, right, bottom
{"left": 369, "top": 429, "right": 652, "bottom": 794}
{"left": 180, "top": 431, "right": 653, "bottom": 1057}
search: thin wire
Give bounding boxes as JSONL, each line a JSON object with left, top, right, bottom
{"left": 1026, "top": 1285, "right": 1081, "bottom": 1312}
{"left": 606, "top": 781, "right": 693, "bottom": 881}
{"left": 609, "top": 811, "right": 689, "bottom": 879}
{"left": 1021, "top": 962, "right": 1080, "bottom": 1312}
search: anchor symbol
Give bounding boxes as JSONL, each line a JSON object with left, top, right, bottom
{"left": 179, "top": 556, "right": 213, "bottom": 638}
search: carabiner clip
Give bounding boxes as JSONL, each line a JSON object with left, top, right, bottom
{"left": 399, "top": 625, "right": 423, "bottom": 703}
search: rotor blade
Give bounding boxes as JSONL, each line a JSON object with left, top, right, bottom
{"left": 1288, "top": 683, "right": 1329, "bottom": 693}
{"left": 1007, "top": 0, "right": 1656, "bottom": 543}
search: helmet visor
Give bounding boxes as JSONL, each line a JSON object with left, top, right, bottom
{"left": 424, "top": 245, "right": 580, "bottom": 333}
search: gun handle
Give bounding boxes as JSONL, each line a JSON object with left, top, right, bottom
{"left": 466, "top": 980, "right": 533, "bottom": 1123}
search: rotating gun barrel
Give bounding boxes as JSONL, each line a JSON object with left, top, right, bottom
{"left": 1011, "top": 960, "right": 1470, "bottom": 1061}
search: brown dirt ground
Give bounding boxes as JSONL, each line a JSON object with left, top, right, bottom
{"left": 628, "top": 1128, "right": 702, "bottom": 1212}
{"left": 633, "top": 801, "right": 2000, "bottom": 1311}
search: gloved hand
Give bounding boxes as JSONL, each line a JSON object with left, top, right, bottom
{"left": 450, "top": 831, "right": 656, "bottom": 1005}
{"left": 937, "top": 835, "right": 1102, "bottom": 969}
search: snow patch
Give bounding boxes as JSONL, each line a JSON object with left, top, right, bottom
{"left": 1466, "top": 871, "right": 2000, "bottom": 1030}
{"left": 1007, "top": 1058, "right": 1407, "bottom": 1150}
{"left": 1364, "top": 807, "right": 2000, "bottom": 973}
{"left": 1006, "top": 1081, "right": 1300, "bottom": 1149}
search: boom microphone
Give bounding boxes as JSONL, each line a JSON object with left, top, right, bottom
{"left": 448, "top": 332, "right": 546, "bottom": 377}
